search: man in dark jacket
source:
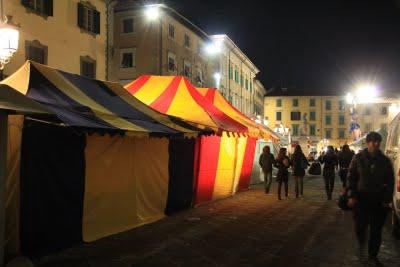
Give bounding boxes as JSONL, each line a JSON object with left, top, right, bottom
{"left": 338, "top": 144, "right": 355, "bottom": 188}
{"left": 259, "top": 145, "right": 275, "bottom": 194}
{"left": 347, "top": 132, "right": 394, "bottom": 263}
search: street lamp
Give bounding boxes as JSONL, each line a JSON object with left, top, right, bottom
{"left": 144, "top": 5, "right": 160, "bottom": 21}
{"left": 0, "top": 15, "right": 19, "bottom": 78}
{"left": 213, "top": 72, "right": 221, "bottom": 89}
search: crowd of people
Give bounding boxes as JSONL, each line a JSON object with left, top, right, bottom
{"left": 258, "top": 132, "right": 395, "bottom": 264}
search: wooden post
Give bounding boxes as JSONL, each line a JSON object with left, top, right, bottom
{"left": 0, "top": 111, "right": 8, "bottom": 267}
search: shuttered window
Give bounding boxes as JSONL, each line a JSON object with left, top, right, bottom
{"left": 80, "top": 56, "right": 96, "bottom": 79}
{"left": 21, "top": 0, "right": 53, "bottom": 16}
{"left": 77, "top": 3, "right": 100, "bottom": 34}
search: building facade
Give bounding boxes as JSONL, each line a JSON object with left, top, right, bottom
{"left": 109, "top": 1, "right": 214, "bottom": 86}
{"left": 264, "top": 91, "right": 400, "bottom": 152}
{"left": 2, "top": 0, "right": 107, "bottom": 80}
{"left": 210, "top": 34, "right": 263, "bottom": 118}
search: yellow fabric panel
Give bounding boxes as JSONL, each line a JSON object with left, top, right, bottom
{"left": 167, "top": 80, "right": 217, "bottom": 128}
{"left": 32, "top": 62, "right": 147, "bottom": 132}
{"left": 0, "top": 62, "right": 30, "bottom": 94}
{"left": 133, "top": 76, "right": 174, "bottom": 105}
{"left": 5, "top": 115, "right": 23, "bottom": 259}
{"left": 212, "top": 133, "right": 237, "bottom": 200}
{"left": 133, "top": 138, "right": 169, "bottom": 223}
{"left": 196, "top": 88, "right": 208, "bottom": 97}
{"left": 83, "top": 134, "right": 169, "bottom": 242}
{"left": 233, "top": 136, "right": 248, "bottom": 194}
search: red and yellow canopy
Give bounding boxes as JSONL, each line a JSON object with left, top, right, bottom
{"left": 125, "top": 76, "right": 277, "bottom": 139}
{"left": 197, "top": 87, "right": 280, "bottom": 142}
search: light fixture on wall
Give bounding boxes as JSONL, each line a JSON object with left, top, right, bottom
{"left": 0, "top": 14, "right": 19, "bottom": 70}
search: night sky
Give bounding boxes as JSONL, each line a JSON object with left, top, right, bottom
{"left": 162, "top": 0, "right": 400, "bottom": 95}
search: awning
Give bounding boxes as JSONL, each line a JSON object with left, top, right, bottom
{"left": 124, "top": 75, "right": 261, "bottom": 137}
{"left": 0, "top": 61, "right": 202, "bottom": 137}
{"left": 197, "top": 87, "right": 280, "bottom": 142}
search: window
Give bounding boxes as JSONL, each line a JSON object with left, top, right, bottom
{"left": 245, "top": 79, "right": 249, "bottom": 90}
{"left": 234, "top": 69, "right": 239, "bottom": 83}
{"left": 339, "top": 114, "right": 345, "bottom": 125}
{"left": 183, "top": 60, "right": 191, "bottom": 78}
{"left": 250, "top": 81, "right": 253, "bottom": 92}
{"left": 167, "top": 52, "right": 176, "bottom": 72}
{"left": 240, "top": 75, "right": 243, "bottom": 87}
{"left": 381, "top": 106, "right": 388, "bottom": 115}
{"left": 229, "top": 65, "right": 233, "bottom": 80}
{"left": 325, "top": 129, "right": 332, "bottom": 139}
{"left": 309, "top": 124, "right": 316, "bottom": 136}
{"left": 339, "top": 100, "right": 345, "bottom": 111}
{"left": 310, "top": 111, "right": 316, "bottom": 121}
{"left": 292, "top": 124, "right": 300, "bottom": 136}
{"left": 325, "top": 115, "right": 331, "bottom": 125}
{"left": 381, "top": 123, "right": 388, "bottom": 132}
{"left": 291, "top": 112, "right": 301, "bottom": 121}
{"left": 184, "top": 34, "right": 190, "bottom": 48}
{"left": 122, "top": 17, "right": 134, "bottom": 33}
{"left": 293, "top": 99, "right": 299, "bottom": 107}
{"left": 310, "top": 98, "right": 316, "bottom": 107}
{"left": 325, "top": 100, "right": 331, "bottom": 110}
{"left": 276, "top": 111, "right": 282, "bottom": 121}
{"left": 120, "top": 48, "right": 135, "bottom": 68}
{"left": 77, "top": 3, "right": 100, "bottom": 34}
{"left": 339, "top": 128, "right": 345, "bottom": 139}
{"left": 168, "top": 24, "right": 175, "bottom": 39}
{"left": 22, "top": 0, "right": 53, "bottom": 16}
{"left": 365, "top": 123, "right": 372, "bottom": 132}
{"left": 80, "top": 56, "right": 96, "bottom": 79}
{"left": 276, "top": 99, "right": 282, "bottom": 107}
{"left": 25, "top": 40, "right": 47, "bottom": 64}
{"left": 195, "top": 67, "right": 203, "bottom": 85}
{"left": 365, "top": 107, "right": 371, "bottom": 115}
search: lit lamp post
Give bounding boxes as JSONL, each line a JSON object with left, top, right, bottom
{"left": 346, "top": 83, "right": 378, "bottom": 140}
{"left": 0, "top": 2, "right": 19, "bottom": 264}
{"left": 0, "top": 15, "right": 19, "bottom": 79}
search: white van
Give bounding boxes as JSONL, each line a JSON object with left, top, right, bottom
{"left": 386, "top": 113, "right": 400, "bottom": 238}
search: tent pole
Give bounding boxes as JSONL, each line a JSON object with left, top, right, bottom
{"left": 0, "top": 111, "right": 7, "bottom": 267}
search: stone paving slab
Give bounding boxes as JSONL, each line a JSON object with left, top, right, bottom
{"left": 36, "top": 175, "right": 400, "bottom": 267}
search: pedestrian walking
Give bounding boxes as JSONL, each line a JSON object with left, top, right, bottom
{"left": 347, "top": 132, "right": 394, "bottom": 263}
{"left": 259, "top": 145, "right": 275, "bottom": 194}
{"left": 291, "top": 145, "right": 309, "bottom": 198}
{"left": 274, "top": 147, "right": 290, "bottom": 200}
{"left": 319, "top": 146, "right": 338, "bottom": 200}
{"left": 337, "top": 144, "right": 354, "bottom": 188}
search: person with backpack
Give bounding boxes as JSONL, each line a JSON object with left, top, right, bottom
{"left": 274, "top": 147, "right": 291, "bottom": 200}
{"left": 319, "top": 146, "right": 338, "bottom": 200}
{"left": 347, "top": 132, "right": 394, "bottom": 263}
{"left": 291, "top": 145, "right": 309, "bottom": 198}
{"left": 337, "top": 144, "right": 354, "bottom": 188}
{"left": 259, "top": 145, "right": 275, "bottom": 194}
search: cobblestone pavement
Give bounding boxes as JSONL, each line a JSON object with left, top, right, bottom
{"left": 37, "top": 175, "right": 400, "bottom": 267}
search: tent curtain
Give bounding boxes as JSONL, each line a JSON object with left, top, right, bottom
{"left": 194, "top": 135, "right": 221, "bottom": 205}
{"left": 19, "top": 121, "right": 86, "bottom": 257}
{"left": 83, "top": 135, "right": 169, "bottom": 242}
{"left": 212, "top": 133, "right": 237, "bottom": 200}
{"left": 233, "top": 136, "right": 248, "bottom": 194}
{"left": 238, "top": 137, "right": 257, "bottom": 191}
{"left": 165, "top": 138, "right": 195, "bottom": 215}
{"left": 5, "top": 115, "right": 23, "bottom": 260}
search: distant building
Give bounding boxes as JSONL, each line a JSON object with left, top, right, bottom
{"left": 264, "top": 88, "right": 400, "bottom": 151}
{"left": 2, "top": 0, "right": 107, "bottom": 80}
{"left": 210, "top": 34, "right": 263, "bottom": 117}
{"left": 109, "top": 1, "right": 215, "bottom": 86}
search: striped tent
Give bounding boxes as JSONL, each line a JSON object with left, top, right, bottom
{"left": 124, "top": 76, "right": 278, "bottom": 204}
{"left": 197, "top": 87, "right": 280, "bottom": 142}
{"left": 1, "top": 62, "right": 210, "bottom": 260}
{"left": 125, "top": 75, "right": 256, "bottom": 135}
{"left": 1, "top": 61, "right": 202, "bottom": 136}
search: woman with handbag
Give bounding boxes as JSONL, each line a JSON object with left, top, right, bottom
{"left": 274, "top": 147, "right": 291, "bottom": 200}
{"left": 291, "top": 145, "right": 309, "bottom": 198}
